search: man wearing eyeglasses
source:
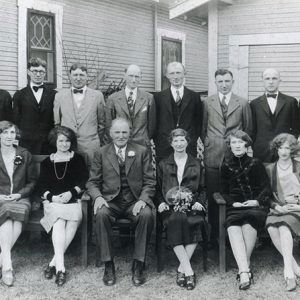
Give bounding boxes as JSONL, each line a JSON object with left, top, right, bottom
{"left": 12, "top": 57, "right": 56, "bottom": 154}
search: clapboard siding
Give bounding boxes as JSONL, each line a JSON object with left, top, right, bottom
{"left": 0, "top": 0, "right": 18, "bottom": 94}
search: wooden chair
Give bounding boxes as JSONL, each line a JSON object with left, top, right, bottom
{"left": 155, "top": 213, "right": 208, "bottom": 273}
{"left": 25, "top": 155, "right": 89, "bottom": 267}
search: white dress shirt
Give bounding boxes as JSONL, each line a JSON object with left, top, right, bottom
{"left": 266, "top": 92, "right": 278, "bottom": 114}
{"left": 30, "top": 82, "right": 44, "bottom": 104}
{"left": 125, "top": 86, "right": 137, "bottom": 104}
{"left": 72, "top": 85, "right": 87, "bottom": 109}
{"left": 171, "top": 85, "right": 184, "bottom": 102}
{"left": 219, "top": 92, "right": 231, "bottom": 106}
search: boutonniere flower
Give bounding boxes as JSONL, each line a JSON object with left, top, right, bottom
{"left": 14, "top": 155, "right": 23, "bottom": 165}
{"left": 127, "top": 151, "right": 136, "bottom": 157}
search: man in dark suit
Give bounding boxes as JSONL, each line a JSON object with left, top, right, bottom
{"left": 202, "top": 69, "right": 252, "bottom": 245}
{"left": 12, "top": 58, "right": 56, "bottom": 154}
{"left": 154, "top": 62, "right": 202, "bottom": 161}
{"left": 105, "top": 64, "right": 156, "bottom": 149}
{"left": 251, "top": 68, "right": 299, "bottom": 163}
{"left": 87, "top": 118, "right": 155, "bottom": 287}
{"left": 0, "top": 89, "right": 12, "bottom": 122}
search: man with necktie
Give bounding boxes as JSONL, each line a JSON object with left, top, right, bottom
{"left": 154, "top": 61, "right": 202, "bottom": 162}
{"left": 105, "top": 64, "right": 156, "bottom": 150}
{"left": 250, "top": 68, "right": 300, "bottom": 163}
{"left": 87, "top": 118, "right": 155, "bottom": 287}
{"left": 12, "top": 57, "right": 56, "bottom": 154}
{"left": 201, "top": 69, "right": 252, "bottom": 246}
{"left": 54, "top": 63, "right": 105, "bottom": 169}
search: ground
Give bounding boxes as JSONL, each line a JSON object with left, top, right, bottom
{"left": 1, "top": 234, "right": 300, "bottom": 300}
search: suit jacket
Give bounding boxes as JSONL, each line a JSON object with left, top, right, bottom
{"left": 105, "top": 88, "right": 156, "bottom": 147}
{"left": 87, "top": 142, "right": 156, "bottom": 208}
{"left": 53, "top": 87, "right": 105, "bottom": 157}
{"left": 0, "top": 89, "right": 12, "bottom": 122}
{"left": 250, "top": 92, "right": 300, "bottom": 163}
{"left": 201, "top": 93, "right": 252, "bottom": 169}
{"left": 0, "top": 146, "right": 37, "bottom": 197}
{"left": 154, "top": 87, "right": 202, "bottom": 160}
{"left": 12, "top": 85, "right": 56, "bottom": 141}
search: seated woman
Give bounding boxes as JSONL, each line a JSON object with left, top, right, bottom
{"left": 221, "top": 130, "right": 271, "bottom": 290}
{"left": 265, "top": 133, "right": 300, "bottom": 292}
{"left": 38, "top": 126, "right": 88, "bottom": 286}
{"left": 0, "top": 121, "right": 36, "bottom": 286}
{"left": 156, "top": 128, "right": 207, "bottom": 290}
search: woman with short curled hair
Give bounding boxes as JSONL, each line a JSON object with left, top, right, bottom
{"left": 266, "top": 133, "right": 300, "bottom": 291}
{"left": 0, "top": 121, "right": 36, "bottom": 286}
{"left": 38, "top": 125, "right": 88, "bottom": 286}
{"left": 221, "top": 130, "right": 271, "bottom": 290}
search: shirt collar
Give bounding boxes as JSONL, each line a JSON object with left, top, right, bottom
{"left": 125, "top": 86, "right": 137, "bottom": 99}
{"left": 219, "top": 92, "right": 232, "bottom": 101}
{"left": 171, "top": 85, "right": 184, "bottom": 96}
{"left": 114, "top": 144, "right": 127, "bottom": 155}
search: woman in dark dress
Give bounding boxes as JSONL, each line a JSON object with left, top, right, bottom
{"left": 156, "top": 128, "right": 207, "bottom": 290}
{"left": 0, "top": 121, "right": 36, "bottom": 286}
{"left": 221, "top": 130, "right": 271, "bottom": 290}
{"left": 38, "top": 126, "right": 88, "bottom": 286}
{"left": 266, "top": 133, "right": 300, "bottom": 291}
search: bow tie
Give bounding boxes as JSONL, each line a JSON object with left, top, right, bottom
{"left": 73, "top": 89, "right": 83, "bottom": 94}
{"left": 32, "top": 85, "right": 45, "bottom": 92}
{"left": 266, "top": 93, "right": 277, "bottom": 99}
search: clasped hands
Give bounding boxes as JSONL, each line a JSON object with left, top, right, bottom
{"left": 0, "top": 194, "right": 21, "bottom": 201}
{"left": 158, "top": 201, "right": 204, "bottom": 213}
{"left": 51, "top": 191, "right": 72, "bottom": 204}
{"left": 232, "top": 200, "right": 259, "bottom": 208}
{"left": 93, "top": 196, "right": 146, "bottom": 216}
{"left": 274, "top": 203, "right": 300, "bottom": 214}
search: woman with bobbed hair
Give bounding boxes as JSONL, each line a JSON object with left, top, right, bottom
{"left": 156, "top": 128, "right": 207, "bottom": 290}
{"left": 0, "top": 121, "right": 36, "bottom": 286}
{"left": 221, "top": 130, "right": 271, "bottom": 290}
{"left": 38, "top": 125, "right": 88, "bottom": 286}
{"left": 266, "top": 133, "right": 300, "bottom": 291}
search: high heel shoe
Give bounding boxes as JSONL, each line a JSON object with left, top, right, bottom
{"left": 285, "top": 277, "right": 296, "bottom": 292}
{"left": 236, "top": 272, "right": 251, "bottom": 290}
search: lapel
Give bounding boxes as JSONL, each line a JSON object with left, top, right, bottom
{"left": 180, "top": 87, "right": 192, "bottom": 114}
{"left": 0, "top": 147, "right": 22, "bottom": 177}
{"left": 106, "top": 143, "right": 120, "bottom": 175}
{"left": 0, "top": 150, "right": 8, "bottom": 175}
{"left": 39, "top": 87, "right": 51, "bottom": 112}
{"left": 210, "top": 94, "right": 223, "bottom": 118}
{"left": 134, "top": 89, "right": 147, "bottom": 116}
{"left": 162, "top": 88, "right": 173, "bottom": 118}
{"left": 274, "top": 92, "right": 286, "bottom": 119}
{"left": 259, "top": 95, "right": 272, "bottom": 117}
{"left": 227, "top": 93, "right": 240, "bottom": 117}
{"left": 118, "top": 90, "right": 130, "bottom": 117}
{"left": 65, "top": 89, "right": 78, "bottom": 125}
{"left": 125, "top": 142, "right": 136, "bottom": 175}
{"left": 25, "top": 86, "right": 40, "bottom": 112}
{"left": 76, "top": 88, "right": 96, "bottom": 127}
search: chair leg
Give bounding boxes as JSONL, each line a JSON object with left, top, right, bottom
{"left": 81, "top": 201, "right": 88, "bottom": 267}
{"left": 156, "top": 224, "right": 164, "bottom": 272}
{"left": 219, "top": 205, "right": 226, "bottom": 273}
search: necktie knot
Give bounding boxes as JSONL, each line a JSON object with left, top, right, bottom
{"left": 32, "top": 85, "right": 45, "bottom": 92}
{"left": 175, "top": 90, "right": 182, "bottom": 106}
{"left": 127, "top": 91, "right": 134, "bottom": 114}
{"left": 221, "top": 95, "right": 227, "bottom": 106}
{"left": 267, "top": 93, "right": 277, "bottom": 98}
{"left": 117, "top": 148, "right": 125, "bottom": 164}
{"left": 73, "top": 89, "right": 83, "bottom": 94}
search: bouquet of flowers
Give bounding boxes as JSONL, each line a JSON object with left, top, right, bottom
{"left": 166, "top": 186, "right": 194, "bottom": 213}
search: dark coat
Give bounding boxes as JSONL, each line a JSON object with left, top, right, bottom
{"left": 156, "top": 154, "right": 204, "bottom": 206}
{"left": 86, "top": 142, "right": 156, "bottom": 208}
{"left": 12, "top": 85, "right": 56, "bottom": 141}
{"left": 220, "top": 154, "right": 272, "bottom": 208}
{"left": 0, "top": 89, "right": 12, "bottom": 122}
{"left": 0, "top": 146, "right": 37, "bottom": 197}
{"left": 154, "top": 87, "right": 202, "bottom": 161}
{"left": 250, "top": 92, "right": 300, "bottom": 162}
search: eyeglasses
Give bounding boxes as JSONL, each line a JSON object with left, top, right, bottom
{"left": 30, "top": 70, "right": 46, "bottom": 75}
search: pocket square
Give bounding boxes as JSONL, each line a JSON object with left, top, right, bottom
{"left": 142, "top": 106, "right": 147, "bottom": 112}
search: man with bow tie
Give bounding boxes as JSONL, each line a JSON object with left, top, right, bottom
{"left": 154, "top": 61, "right": 202, "bottom": 162}
{"left": 12, "top": 58, "right": 56, "bottom": 154}
{"left": 87, "top": 118, "right": 155, "bottom": 287}
{"left": 53, "top": 63, "right": 105, "bottom": 168}
{"left": 105, "top": 64, "right": 156, "bottom": 149}
{"left": 250, "top": 68, "right": 300, "bottom": 163}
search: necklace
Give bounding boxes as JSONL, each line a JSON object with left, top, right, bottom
{"left": 277, "top": 162, "right": 292, "bottom": 171}
{"left": 53, "top": 161, "right": 68, "bottom": 180}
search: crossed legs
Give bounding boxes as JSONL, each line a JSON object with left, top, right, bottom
{"left": 174, "top": 243, "right": 197, "bottom": 276}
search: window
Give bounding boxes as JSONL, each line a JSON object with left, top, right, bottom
{"left": 28, "top": 10, "right": 56, "bottom": 85}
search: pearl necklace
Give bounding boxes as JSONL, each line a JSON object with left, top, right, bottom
{"left": 277, "top": 162, "right": 292, "bottom": 171}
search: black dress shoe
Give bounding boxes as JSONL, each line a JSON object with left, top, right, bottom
{"left": 55, "top": 271, "right": 66, "bottom": 286}
{"left": 132, "top": 260, "right": 145, "bottom": 287}
{"left": 176, "top": 271, "right": 186, "bottom": 287}
{"left": 44, "top": 265, "right": 56, "bottom": 280}
{"left": 103, "top": 261, "right": 116, "bottom": 286}
{"left": 186, "top": 274, "right": 196, "bottom": 290}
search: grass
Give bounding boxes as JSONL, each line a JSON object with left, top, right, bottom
{"left": 1, "top": 234, "right": 300, "bottom": 300}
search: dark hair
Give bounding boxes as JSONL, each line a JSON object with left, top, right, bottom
{"left": 226, "top": 130, "right": 252, "bottom": 147}
{"left": 214, "top": 69, "right": 233, "bottom": 79}
{"left": 48, "top": 126, "right": 77, "bottom": 151}
{"left": 0, "top": 121, "right": 20, "bottom": 140}
{"left": 27, "top": 57, "right": 47, "bottom": 69}
{"left": 270, "top": 133, "right": 299, "bottom": 158}
{"left": 168, "top": 128, "right": 190, "bottom": 145}
{"left": 69, "top": 63, "right": 87, "bottom": 74}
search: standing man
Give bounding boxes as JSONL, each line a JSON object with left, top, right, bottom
{"left": 251, "top": 68, "right": 299, "bottom": 163}
{"left": 154, "top": 62, "right": 202, "bottom": 161}
{"left": 13, "top": 58, "right": 56, "bottom": 154}
{"left": 0, "top": 89, "right": 12, "bottom": 122}
{"left": 105, "top": 64, "right": 156, "bottom": 149}
{"left": 87, "top": 118, "right": 155, "bottom": 287}
{"left": 202, "top": 69, "right": 252, "bottom": 245}
{"left": 54, "top": 63, "right": 105, "bottom": 168}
